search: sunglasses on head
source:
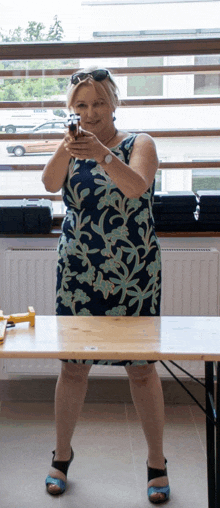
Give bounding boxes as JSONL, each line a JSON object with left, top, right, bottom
{"left": 71, "top": 69, "right": 110, "bottom": 86}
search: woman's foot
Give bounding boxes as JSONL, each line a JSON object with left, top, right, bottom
{"left": 45, "top": 448, "right": 74, "bottom": 495}
{"left": 147, "top": 459, "right": 170, "bottom": 504}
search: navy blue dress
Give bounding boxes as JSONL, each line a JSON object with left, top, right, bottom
{"left": 56, "top": 134, "right": 161, "bottom": 365}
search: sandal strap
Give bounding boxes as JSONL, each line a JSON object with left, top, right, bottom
{"left": 51, "top": 448, "right": 74, "bottom": 476}
{"left": 147, "top": 459, "right": 168, "bottom": 482}
{"left": 45, "top": 475, "right": 66, "bottom": 492}
{"left": 148, "top": 485, "right": 170, "bottom": 503}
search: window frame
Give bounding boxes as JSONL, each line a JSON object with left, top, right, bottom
{"left": 1, "top": 36, "right": 220, "bottom": 235}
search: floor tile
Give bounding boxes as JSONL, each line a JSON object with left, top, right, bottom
{"left": 0, "top": 402, "right": 208, "bottom": 508}
{"left": 125, "top": 404, "right": 208, "bottom": 508}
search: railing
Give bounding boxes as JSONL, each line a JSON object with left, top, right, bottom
{"left": 1, "top": 37, "right": 220, "bottom": 234}
{"left": 1, "top": 38, "right": 220, "bottom": 58}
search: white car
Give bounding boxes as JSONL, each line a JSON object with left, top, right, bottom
{"left": 6, "top": 121, "right": 67, "bottom": 156}
{"left": 30, "top": 120, "right": 67, "bottom": 133}
{"left": 0, "top": 110, "right": 63, "bottom": 133}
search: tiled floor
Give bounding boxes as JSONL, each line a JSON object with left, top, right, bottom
{"left": 0, "top": 401, "right": 207, "bottom": 508}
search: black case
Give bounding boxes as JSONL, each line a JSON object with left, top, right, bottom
{"left": 0, "top": 199, "right": 53, "bottom": 234}
{"left": 153, "top": 191, "right": 198, "bottom": 231}
{"left": 196, "top": 190, "right": 220, "bottom": 231}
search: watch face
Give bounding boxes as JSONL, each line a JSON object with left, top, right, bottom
{"left": 105, "top": 153, "right": 113, "bottom": 164}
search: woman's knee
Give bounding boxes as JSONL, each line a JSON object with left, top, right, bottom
{"left": 125, "top": 363, "right": 156, "bottom": 385}
{"left": 61, "top": 361, "right": 91, "bottom": 383}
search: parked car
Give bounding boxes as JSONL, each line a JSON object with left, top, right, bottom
{"left": 6, "top": 120, "right": 67, "bottom": 156}
{"left": 0, "top": 110, "right": 60, "bottom": 133}
{"left": 30, "top": 120, "right": 67, "bottom": 133}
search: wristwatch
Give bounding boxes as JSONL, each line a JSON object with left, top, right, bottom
{"left": 102, "top": 153, "right": 113, "bottom": 164}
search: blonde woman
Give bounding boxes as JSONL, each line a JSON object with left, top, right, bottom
{"left": 42, "top": 68, "right": 169, "bottom": 504}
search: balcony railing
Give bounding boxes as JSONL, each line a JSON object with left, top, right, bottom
{"left": 1, "top": 37, "right": 220, "bottom": 235}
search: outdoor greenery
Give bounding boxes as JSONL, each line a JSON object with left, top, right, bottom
{"left": 192, "top": 177, "right": 220, "bottom": 192}
{"left": 0, "top": 17, "right": 78, "bottom": 101}
{"left": 0, "top": 16, "right": 64, "bottom": 42}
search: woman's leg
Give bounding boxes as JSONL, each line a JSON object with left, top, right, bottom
{"left": 125, "top": 363, "right": 168, "bottom": 502}
{"left": 47, "top": 361, "right": 91, "bottom": 494}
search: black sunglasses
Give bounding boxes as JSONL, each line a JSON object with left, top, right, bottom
{"left": 71, "top": 69, "right": 110, "bottom": 86}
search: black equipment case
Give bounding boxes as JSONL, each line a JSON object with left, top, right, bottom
{"left": 153, "top": 191, "right": 198, "bottom": 231}
{"left": 196, "top": 190, "right": 220, "bottom": 231}
{"left": 0, "top": 199, "right": 53, "bottom": 234}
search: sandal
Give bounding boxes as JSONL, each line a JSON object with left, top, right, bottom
{"left": 45, "top": 448, "right": 74, "bottom": 495}
{"left": 147, "top": 459, "right": 170, "bottom": 504}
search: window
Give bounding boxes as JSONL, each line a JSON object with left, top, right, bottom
{"left": 194, "top": 56, "right": 220, "bottom": 95}
{"left": 1, "top": 1, "right": 220, "bottom": 228}
{"left": 127, "top": 57, "right": 163, "bottom": 97}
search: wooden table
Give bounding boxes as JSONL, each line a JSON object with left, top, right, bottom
{"left": 0, "top": 315, "right": 219, "bottom": 508}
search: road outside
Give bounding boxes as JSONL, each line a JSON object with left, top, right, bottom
{"left": 0, "top": 141, "right": 52, "bottom": 196}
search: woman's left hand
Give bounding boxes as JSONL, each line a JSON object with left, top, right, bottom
{"left": 64, "top": 128, "right": 107, "bottom": 163}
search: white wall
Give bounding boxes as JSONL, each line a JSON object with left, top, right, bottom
{"left": 79, "top": 1, "right": 220, "bottom": 40}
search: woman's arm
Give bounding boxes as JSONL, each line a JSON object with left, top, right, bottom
{"left": 100, "top": 134, "right": 159, "bottom": 199}
{"left": 65, "top": 131, "right": 159, "bottom": 199}
{"left": 41, "top": 138, "right": 71, "bottom": 193}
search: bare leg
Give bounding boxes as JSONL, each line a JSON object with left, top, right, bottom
{"left": 47, "top": 361, "right": 91, "bottom": 494}
{"left": 125, "top": 363, "right": 168, "bottom": 502}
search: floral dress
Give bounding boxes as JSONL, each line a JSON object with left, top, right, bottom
{"left": 56, "top": 134, "right": 161, "bottom": 365}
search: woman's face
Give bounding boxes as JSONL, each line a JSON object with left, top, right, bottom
{"left": 71, "top": 83, "right": 114, "bottom": 137}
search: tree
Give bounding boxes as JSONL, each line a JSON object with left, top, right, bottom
{"left": 0, "top": 17, "right": 78, "bottom": 101}
{"left": 0, "top": 26, "right": 23, "bottom": 42}
{"left": 1, "top": 82, "right": 24, "bottom": 101}
{"left": 24, "top": 21, "right": 46, "bottom": 41}
{"left": 47, "top": 15, "right": 64, "bottom": 41}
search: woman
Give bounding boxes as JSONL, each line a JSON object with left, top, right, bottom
{"left": 42, "top": 67, "right": 170, "bottom": 504}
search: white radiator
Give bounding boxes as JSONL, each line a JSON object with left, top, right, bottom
{"left": 1, "top": 247, "right": 219, "bottom": 378}
{"left": 3, "top": 248, "right": 58, "bottom": 315}
{"left": 2, "top": 247, "right": 219, "bottom": 316}
{"left": 161, "top": 248, "right": 219, "bottom": 316}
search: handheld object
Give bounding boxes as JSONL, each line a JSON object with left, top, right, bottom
{"left": 0, "top": 320, "right": 7, "bottom": 344}
{"left": 68, "top": 114, "right": 82, "bottom": 139}
{"left": 0, "top": 306, "right": 35, "bottom": 344}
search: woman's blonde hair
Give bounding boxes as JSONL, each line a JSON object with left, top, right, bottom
{"left": 66, "top": 66, "right": 120, "bottom": 112}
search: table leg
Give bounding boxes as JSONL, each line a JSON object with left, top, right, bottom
{"left": 205, "top": 362, "right": 215, "bottom": 508}
{"left": 216, "top": 362, "right": 220, "bottom": 508}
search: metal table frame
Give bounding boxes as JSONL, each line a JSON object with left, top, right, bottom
{"left": 161, "top": 360, "right": 219, "bottom": 508}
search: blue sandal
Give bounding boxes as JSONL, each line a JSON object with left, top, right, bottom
{"left": 147, "top": 459, "right": 170, "bottom": 504}
{"left": 45, "top": 448, "right": 74, "bottom": 495}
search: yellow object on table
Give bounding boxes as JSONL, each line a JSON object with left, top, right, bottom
{"left": 0, "top": 306, "right": 35, "bottom": 343}
{"left": 0, "top": 319, "right": 7, "bottom": 344}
